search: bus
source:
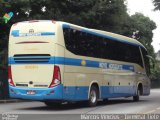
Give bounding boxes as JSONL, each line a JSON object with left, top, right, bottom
{"left": 8, "top": 20, "right": 150, "bottom": 107}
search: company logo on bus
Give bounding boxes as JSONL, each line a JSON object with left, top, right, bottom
{"left": 81, "top": 60, "right": 86, "bottom": 66}
{"left": 29, "top": 29, "right": 34, "bottom": 33}
{"left": 99, "top": 62, "right": 134, "bottom": 72}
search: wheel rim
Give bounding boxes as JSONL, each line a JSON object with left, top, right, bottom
{"left": 90, "top": 90, "right": 97, "bottom": 103}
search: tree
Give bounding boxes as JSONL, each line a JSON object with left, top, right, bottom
{"left": 0, "top": 0, "right": 129, "bottom": 49}
{"left": 125, "top": 13, "right": 157, "bottom": 58}
{"left": 150, "top": 60, "right": 160, "bottom": 88}
{"left": 8, "top": 0, "right": 129, "bottom": 32}
{"left": 0, "top": 2, "right": 12, "bottom": 51}
{"left": 153, "top": 0, "right": 160, "bottom": 11}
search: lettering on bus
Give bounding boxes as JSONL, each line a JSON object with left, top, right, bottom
{"left": 19, "top": 32, "right": 41, "bottom": 37}
{"left": 11, "top": 30, "right": 55, "bottom": 37}
{"left": 25, "top": 65, "right": 38, "bottom": 69}
{"left": 99, "top": 62, "right": 123, "bottom": 70}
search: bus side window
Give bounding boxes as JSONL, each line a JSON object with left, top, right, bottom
{"left": 93, "top": 36, "right": 101, "bottom": 58}
{"left": 63, "top": 28, "right": 79, "bottom": 55}
{"left": 100, "top": 38, "right": 108, "bottom": 59}
{"left": 77, "top": 31, "right": 88, "bottom": 56}
{"left": 63, "top": 28, "right": 72, "bottom": 51}
{"left": 126, "top": 45, "right": 143, "bottom": 67}
{"left": 63, "top": 27, "right": 145, "bottom": 69}
{"left": 85, "top": 33, "right": 97, "bottom": 57}
{"left": 71, "top": 29, "right": 79, "bottom": 52}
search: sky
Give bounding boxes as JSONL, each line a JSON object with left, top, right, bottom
{"left": 127, "top": 0, "right": 160, "bottom": 52}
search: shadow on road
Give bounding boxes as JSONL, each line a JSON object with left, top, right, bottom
{"left": 16, "top": 99, "right": 149, "bottom": 111}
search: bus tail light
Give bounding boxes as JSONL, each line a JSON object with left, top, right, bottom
{"left": 8, "top": 66, "right": 15, "bottom": 87}
{"left": 49, "top": 65, "right": 61, "bottom": 88}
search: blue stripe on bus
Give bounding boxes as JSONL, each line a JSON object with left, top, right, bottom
{"left": 9, "top": 85, "right": 136, "bottom": 101}
{"left": 9, "top": 85, "right": 64, "bottom": 100}
{"left": 11, "top": 30, "right": 55, "bottom": 37}
{"left": 53, "top": 57, "right": 101, "bottom": 68}
{"left": 62, "top": 24, "right": 145, "bottom": 49}
{"left": 11, "top": 30, "right": 20, "bottom": 37}
{"left": 41, "top": 32, "right": 55, "bottom": 36}
{"left": 63, "top": 86, "right": 136, "bottom": 100}
{"left": 8, "top": 56, "right": 135, "bottom": 72}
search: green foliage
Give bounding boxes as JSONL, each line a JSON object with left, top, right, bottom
{"left": 9, "top": 0, "right": 129, "bottom": 32}
{"left": 150, "top": 60, "right": 160, "bottom": 87}
{"left": 1, "top": 0, "right": 129, "bottom": 49}
{"left": 153, "top": 0, "right": 160, "bottom": 11}
{"left": 129, "top": 13, "right": 157, "bottom": 58}
{"left": 151, "top": 61, "right": 160, "bottom": 80}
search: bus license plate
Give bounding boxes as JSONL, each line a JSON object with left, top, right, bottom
{"left": 27, "top": 90, "right": 36, "bottom": 95}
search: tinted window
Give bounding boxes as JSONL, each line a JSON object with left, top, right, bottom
{"left": 63, "top": 27, "right": 143, "bottom": 67}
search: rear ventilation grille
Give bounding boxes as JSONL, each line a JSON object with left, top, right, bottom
{"left": 13, "top": 54, "right": 51, "bottom": 63}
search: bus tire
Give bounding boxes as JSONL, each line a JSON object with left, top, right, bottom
{"left": 88, "top": 86, "right": 98, "bottom": 107}
{"left": 44, "top": 101, "right": 61, "bottom": 107}
{"left": 133, "top": 88, "right": 140, "bottom": 102}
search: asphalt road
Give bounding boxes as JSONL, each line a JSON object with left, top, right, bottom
{"left": 0, "top": 89, "right": 160, "bottom": 120}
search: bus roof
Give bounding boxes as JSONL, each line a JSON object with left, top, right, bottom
{"left": 11, "top": 20, "right": 146, "bottom": 50}
{"left": 58, "top": 21, "right": 146, "bottom": 50}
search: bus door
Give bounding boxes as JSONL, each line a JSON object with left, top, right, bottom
{"left": 63, "top": 72, "right": 76, "bottom": 100}
{"left": 103, "top": 74, "right": 114, "bottom": 97}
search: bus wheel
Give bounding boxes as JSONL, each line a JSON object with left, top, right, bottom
{"left": 133, "top": 88, "right": 140, "bottom": 102}
{"left": 88, "top": 86, "right": 98, "bottom": 107}
{"left": 44, "top": 101, "right": 61, "bottom": 107}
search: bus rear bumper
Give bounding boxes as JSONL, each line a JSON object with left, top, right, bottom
{"left": 9, "top": 85, "right": 63, "bottom": 101}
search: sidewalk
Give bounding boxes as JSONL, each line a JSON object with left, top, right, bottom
{"left": 0, "top": 99, "right": 29, "bottom": 104}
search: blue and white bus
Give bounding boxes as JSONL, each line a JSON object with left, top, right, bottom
{"left": 8, "top": 20, "right": 150, "bottom": 106}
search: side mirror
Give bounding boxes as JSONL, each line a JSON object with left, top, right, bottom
{"left": 146, "top": 55, "right": 155, "bottom": 69}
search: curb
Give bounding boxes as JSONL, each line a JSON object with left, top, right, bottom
{"left": 0, "top": 99, "right": 30, "bottom": 104}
